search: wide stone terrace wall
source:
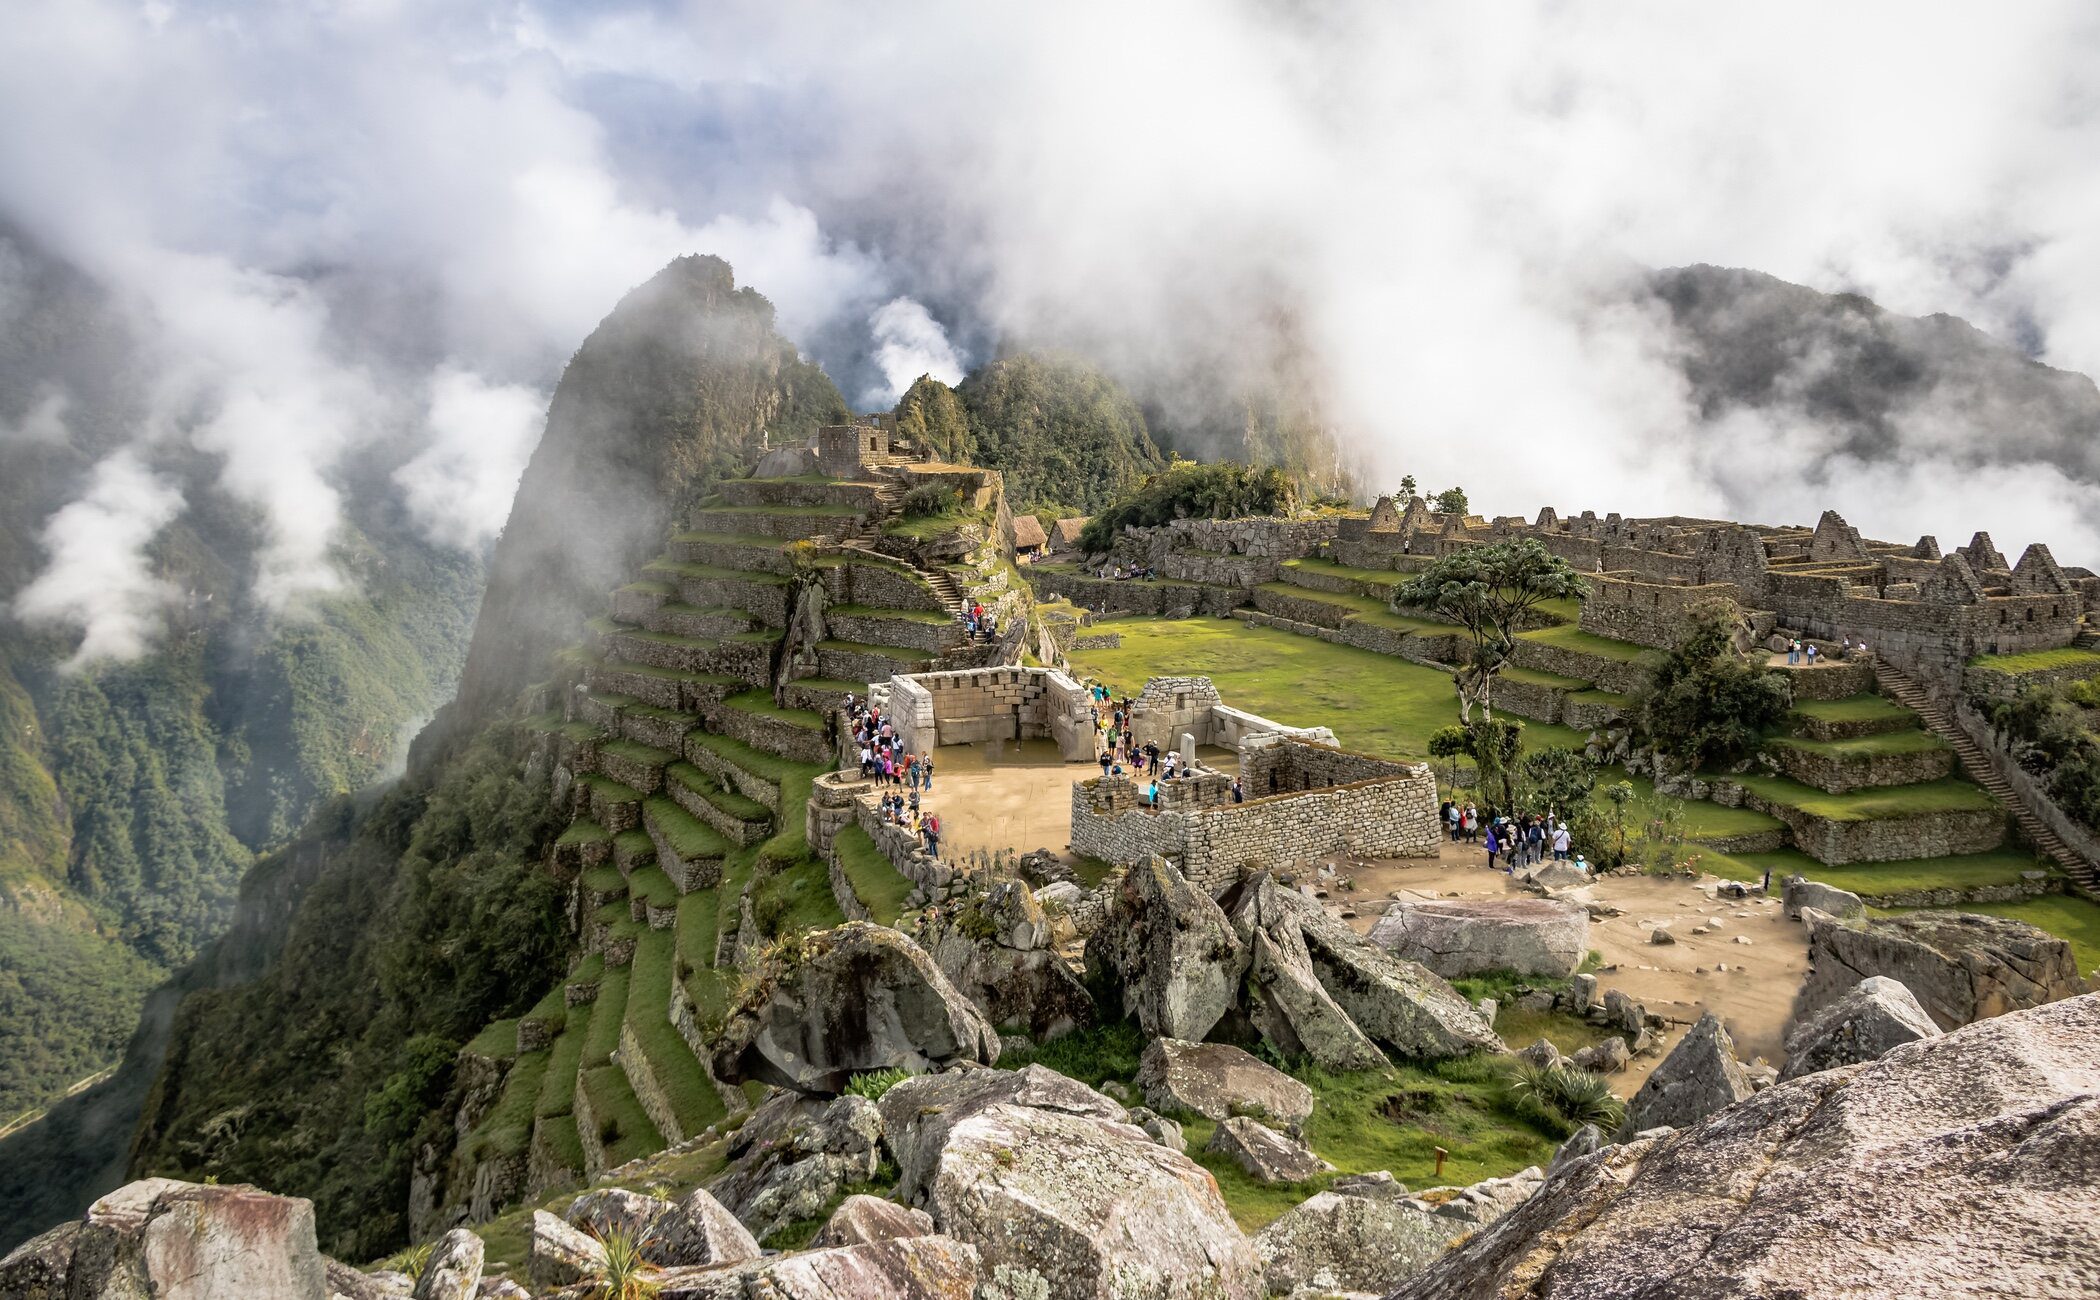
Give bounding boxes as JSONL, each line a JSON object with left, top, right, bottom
{"left": 882, "top": 665, "right": 1094, "bottom": 760}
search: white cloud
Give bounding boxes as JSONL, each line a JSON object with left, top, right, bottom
{"left": 397, "top": 367, "right": 545, "bottom": 551}
{"left": 13, "top": 451, "right": 184, "bottom": 666}
{"left": 1, "top": 387, "right": 72, "bottom": 446}
{"left": 864, "top": 297, "right": 965, "bottom": 408}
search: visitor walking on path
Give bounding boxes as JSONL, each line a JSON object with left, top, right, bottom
{"left": 1484, "top": 825, "right": 1503, "bottom": 872}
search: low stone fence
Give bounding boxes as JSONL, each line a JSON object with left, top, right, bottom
{"left": 1030, "top": 568, "right": 1243, "bottom": 618}
{"left": 1069, "top": 762, "right": 1441, "bottom": 893}
{"left": 1964, "top": 656, "right": 2100, "bottom": 698}
{"left": 1711, "top": 777, "right": 2006, "bottom": 864}
{"left": 1767, "top": 738, "right": 1954, "bottom": 795}
{"left": 1160, "top": 551, "right": 1278, "bottom": 588}
{"left": 1778, "top": 660, "right": 1876, "bottom": 702}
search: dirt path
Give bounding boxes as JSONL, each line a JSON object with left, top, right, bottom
{"left": 1335, "top": 842, "right": 1808, "bottom": 1091}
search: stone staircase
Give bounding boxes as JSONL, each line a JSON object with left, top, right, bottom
{"left": 834, "top": 539, "right": 967, "bottom": 619}
{"left": 2075, "top": 617, "right": 2100, "bottom": 651}
{"left": 1872, "top": 658, "right": 2098, "bottom": 891}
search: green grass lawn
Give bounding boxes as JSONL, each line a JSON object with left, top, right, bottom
{"left": 719, "top": 690, "right": 826, "bottom": 731}
{"left": 686, "top": 731, "right": 825, "bottom": 790}
{"left": 579, "top": 1065, "right": 664, "bottom": 1166}
{"left": 645, "top": 798, "right": 732, "bottom": 861}
{"left": 1933, "top": 895, "right": 2100, "bottom": 975}
{"left": 1720, "top": 847, "right": 2048, "bottom": 898}
{"left": 1729, "top": 774, "right": 2000, "bottom": 821}
{"left": 1765, "top": 730, "right": 1949, "bottom": 760}
{"left": 819, "top": 638, "right": 934, "bottom": 663}
{"left": 670, "top": 529, "right": 802, "bottom": 549}
{"left": 642, "top": 558, "right": 792, "bottom": 586}
{"left": 1968, "top": 647, "right": 2100, "bottom": 675}
{"left": 1343, "top": 608, "right": 1456, "bottom": 635}
{"left": 1256, "top": 581, "right": 1388, "bottom": 615}
{"left": 578, "top": 774, "right": 642, "bottom": 805}
{"left": 1066, "top": 616, "right": 1587, "bottom": 759}
{"left": 832, "top": 824, "right": 914, "bottom": 926}
{"left": 666, "top": 764, "right": 771, "bottom": 822}
{"left": 829, "top": 603, "right": 954, "bottom": 625}
{"left": 1280, "top": 557, "right": 1405, "bottom": 588}
{"left": 696, "top": 503, "right": 863, "bottom": 518}
{"left": 625, "top": 865, "right": 681, "bottom": 910}
{"left": 582, "top": 967, "right": 630, "bottom": 1069}
{"left": 752, "top": 857, "right": 847, "bottom": 938}
{"left": 625, "top": 928, "right": 727, "bottom": 1137}
{"left": 1790, "top": 694, "right": 1918, "bottom": 727}
{"left": 460, "top": 1048, "right": 549, "bottom": 1163}
{"left": 1516, "top": 624, "right": 1660, "bottom": 664}
{"left": 884, "top": 507, "right": 990, "bottom": 540}
{"left": 601, "top": 737, "right": 675, "bottom": 767}
{"left": 1501, "top": 665, "right": 1589, "bottom": 692}
{"left": 465, "top": 1017, "right": 520, "bottom": 1060}
{"left": 555, "top": 819, "right": 609, "bottom": 848}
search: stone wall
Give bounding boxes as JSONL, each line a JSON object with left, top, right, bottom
{"left": 1126, "top": 675, "right": 1223, "bottom": 754}
{"left": 1578, "top": 577, "right": 1742, "bottom": 650}
{"left": 1768, "top": 739, "right": 1955, "bottom": 795}
{"left": 823, "top": 559, "right": 949, "bottom": 614}
{"left": 1030, "top": 568, "right": 1243, "bottom": 618}
{"left": 1237, "top": 733, "right": 1413, "bottom": 798}
{"left": 1965, "top": 655, "right": 2100, "bottom": 698}
{"left": 881, "top": 664, "right": 1095, "bottom": 760}
{"left": 1250, "top": 585, "right": 1357, "bottom": 629}
{"left": 823, "top": 610, "right": 958, "bottom": 653}
{"left": 1160, "top": 551, "right": 1279, "bottom": 588}
{"left": 1717, "top": 779, "right": 2006, "bottom": 863}
{"left": 1508, "top": 638, "right": 1655, "bottom": 695}
{"left": 717, "top": 477, "right": 881, "bottom": 511}
{"left": 1068, "top": 762, "right": 1440, "bottom": 892}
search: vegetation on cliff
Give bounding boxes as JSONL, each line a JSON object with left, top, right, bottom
{"left": 1075, "top": 460, "right": 1299, "bottom": 553}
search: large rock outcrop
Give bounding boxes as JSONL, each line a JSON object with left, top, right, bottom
{"left": 1368, "top": 898, "right": 1590, "bottom": 979}
{"left": 710, "top": 922, "right": 1000, "bottom": 1093}
{"left": 708, "top": 1091, "right": 887, "bottom": 1241}
{"left": 1134, "top": 1038, "right": 1315, "bottom": 1132}
{"left": 1255, "top": 1189, "right": 1462, "bottom": 1296}
{"left": 915, "top": 879, "right": 1096, "bottom": 1039}
{"left": 924, "top": 1102, "right": 1264, "bottom": 1299}
{"left": 643, "top": 1234, "right": 981, "bottom": 1298}
{"left": 876, "top": 1064, "right": 1128, "bottom": 1201}
{"left": 1780, "top": 975, "right": 1942, "bottom": 1081}
{"left": 1228, "top": 873, "right": 1499, "bottom": 1060}
{"left": 1616, "top": 1011, "right": 1753, "bottom": 1138}
{"left": 0, "top": 1179, "right": 329, "bottom": 1300}
{"left": 1390, "top": 992, "right": 2100, "bottom": 1299}
{"left": 1242, "top": 928, "right": 1389, "bottom": 1071}
{"left": 565, "top": 1185, "right": 760, "bottom": 1269}
{"left": 1085, "top": 857, "right": 1246, "bottom": 1041}
{"left": 1794, "top": 909, "right": 2088, "bottom": 1031}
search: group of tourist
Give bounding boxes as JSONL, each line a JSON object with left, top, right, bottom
{"left": 844, "top": 693, "right": 941, "bottom": 855}
{"left": 963, "top": 600, "right": 998, "bottom": 643}
{"left": 1784, "top": 635, "right": 1871, "bottom": 666}
{"left": 1441, "top": 799, "right": 1584, "bottom": 875}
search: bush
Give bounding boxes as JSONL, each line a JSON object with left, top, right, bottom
{"left": 843, "top": 1067, "right": 910, "bottom": 1100}
{"left": 1504, "top": 1060, "right": 1624, "bottom": 1132}
{"left": 897, "top": 482, "right": 961, "bottom": 519}
{"left": 1077, "top": 461, "right": 1299, "bottom": 553}
{"left": 1632, "top": 600, "right": 1791, "bottom": 771}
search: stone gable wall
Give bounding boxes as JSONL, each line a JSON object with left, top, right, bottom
{"left": 1578, "top": 578, "right": 1742, "bottom": 650}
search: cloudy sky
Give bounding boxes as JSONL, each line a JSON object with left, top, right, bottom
{"left": 6, "top": 0, "right": 2100, "bottom": 656}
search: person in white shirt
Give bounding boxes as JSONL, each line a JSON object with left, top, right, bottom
{"left": 1551, "top": 824, "right": 1571, "bottom": 861}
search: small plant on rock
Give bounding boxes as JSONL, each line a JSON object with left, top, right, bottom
{"left": 844, "top": 1067, "right": 911, "bottom": 1100}
{"left": 592, "top": 1227, "right": 660, "bottom": 1300}
{"left": 387, "top": 1241, "right": 433, "bottom": 1281}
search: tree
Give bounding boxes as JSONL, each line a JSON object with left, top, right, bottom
{"left": 1427, "top": 725, "right": 1470, "bottom": 794}
{"left": 1632, "top": 599, "right": 1793, "bottom": 772}
{"left": 1602, "top": 780, "right": 1635, "bottom": 867}
{"left": 1393, "top": 538, "right": 1589, "bottom": 723}
{"left": 1398, "top": 474, "right": 1419, "bottom": 499}
{"left": 1434, "top": 486, "right": 1469, "bottom": 515}
{"left": 1518, "top": 747, "right": 1596, "bottom": 819}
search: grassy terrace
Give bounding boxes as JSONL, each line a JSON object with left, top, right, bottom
{"left": 1790, "top": 694, "right": 1917, "bottom": 728}
{"left": 556, "top": 819, "right": 609, "bottom": 848}
{"left": 578, "top": 774, "right": 642, "bottom": 805}
{"left": 1257, "top": 581, "right": 1387, "bottom": 615}
{"left": 626, "top": 928, "right": 726, "bottom": 1137}
{"left": 461, "top": 1047, "right": 549, "bottom": 1163}
{"left": 883, "top": 507, "right": 990, "bottom": 540}
{"left": 1280, "top": 557, "right": 1404, "bottom": 589}
{"left": 1968, "top": 646, "right": 2100, "bottom": 674}
{"left": 642, "top": 558, "right": 791, "bottom": 585}
{"left": 686, "top": 731, "right": 826, "bottom": 789}
{"left": 720, "top": 690, "right": 826, "bottom": 731}
{"left": 833, "top": 824, "right": 913, "bottom": 926}
{"left": 1500, "top": 665, "right": 1589, "bottom": 692}
{"left": 670, "top": 529, "right": 798, "bottom": 549}
{"left": 1728, "top": 773, "right": 1999, "bottom": 821}
{"left": 580, "top": 1065, "right": 662, "bottom": 1166}
{"left": 465, "top": 1017, "right": 521, "bottom": 1059}
{"left": 753, "top": 857, "right": 846, "bottom": 937}
{"left": 820, "top": 638, "right": 934, "bottom": 662}
{"left": 1066, "top": 615, "right": 1587, "bottom": 758}
{"left": 626, "top": 865, "right": 680, "bottom": 911}
{"left": 676, "top": 892, "right": 728, "bottom": 1032}
{"left": 602, "top": 737, "right": 675, "bottom": 767}
{"left": 597, "top": 659, "right": 738, "bottom": 688}
{"left": 666, "top": 763, "right": 769, "bottom": 821}
{"left": 828, "top": 603, "right": 954, "bottom": 625}
{"left": 645, "top": 798, "right": 732, "bottom": 861}
{"left": 1765, "top": 730, "right": 1950, "bottom": 760}
{"left": 1517, "top": 623, "right": 1661, "bottom": 663}
{"left": 694, "top": 503, "right": 862, "bottom": 518}
{"left": 1715, "top": 847, "right": 2047, "bottom": 899}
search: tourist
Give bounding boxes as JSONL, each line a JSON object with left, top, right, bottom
{"left": 1098, "top": 749, "right": 1113, "bottom": 778}
{"left": 1857, "top": 639, "right": 1870, "bottom": 660}
{"left": 922, "top": 756, "right": 934, "bottom": 790}
{"left": 1787, "top": 638, "right": 1801, "bottom": 666}
{"left": 1805, "top": 642, "right": 1819, "bottom": 665}
{"left": 909, "top": 787, "right": 921, "bottom": 815}
{"left": 1232, "top": 778, "right": 1244, "bottom": 804}
{"left": 1551, "top": 822, "right": 1571, "bottom": 861}
{"left": 924, "top": 814, "right": 940, "bottom": 856}
{"left": 1462, "top": 804, "right": 1478, "bottom": 842}
{"left": 1526, "top": 818, "right": 1545, "bottom": 866}
{"left": 1147, "top": 779, "right": 1160, "bottom": 807}
{"left": 1572, "top": 853, "right": 1591, "bottom": 875}
{"left": 1445, "top": 801, "right": 1461, "bottom": 840}
{"left": 1484, "top": 824, "right": 1503, "bottom": 872}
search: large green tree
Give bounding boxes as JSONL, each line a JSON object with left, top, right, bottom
{"left": 1632, "top": 599, "right": 1792, "bottom": 771}
{"left": 1394, "top": 538, "right": 1588, "bottom": 723}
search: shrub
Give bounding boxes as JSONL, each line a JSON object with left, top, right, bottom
{"left": 1077, "top": 460, "right": 1299, "bottom": 553}
{"left": 897, "top": 482, "right": 962, "bottom": 519}
{"left": 1504, "top": 1061, "right": 1625, "bottom": 1132}
{"left": 1631, "top": 600, "right": 1791, "bottom": 771}
{"left": 594, "top": 1227, "right": 661, "bottom": 1300}
{"left": 843, "top": 1067, "right": 910, "bottom": 1100}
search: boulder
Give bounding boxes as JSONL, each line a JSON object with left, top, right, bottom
{"left": 528, "top": 1211, "right": 604, "bottom": 1291}
{"left": 1794, "top": 910, "right": 2088, "bottom": 1031}
{"left": 709, "top": 1092, "right": 886, "bottom": 1240}
{"left": 1135, "top": 1038, "right": 1315, "bottom": 1132}
{"left": 1389, "top": 992, "right": 2100, "bottom": 1299}
{"left": 1780, "top": 975, "right": 1942, "bottom": 1081}
{"left": 326, "top": 1259, "right": 411, "bottom": 1299}
{"left": 1, "top": 1179, "right": 332, "bottom": 1300}
{"left": 1332, "top": 1170, "right": 1410, "bottom": 1200}
{"left": 1229, "top": 872, "right": 1499, "bottom": 1059}
{"left": 1648, "top": 925, "right": 1676, "bottom": 946}
{"left": 1126, "top": 1105, "right": 1187, "bottom": 1152}
{"left": 1514, "top": 1038, "right": 1564, "bottom": 1070}
{"left": 1084, "top": 856, "right": 1246, "bottom": 1041}
{"left": 1204, "top": 1116, "right": 1334, "bottom": 1184}
{"left": 810, "top": 1195, "right": 936, "bottom": 1249}
{"left": 411, "top": 1229, "right": 483, "bottom": 1300}
{"left": 916, "top": 878, "right": 1096, "bottom": 1039}
{"left": 1522, "top": 861, "right": 1592, "bottom": 892}
{"left": 1243, "top": 928, "right": 1389, "bottom": 1071}
{"left": 1407, "top": 1166, "right": 1546, "bottom": 1227}
{"left": 1253, "top": 1190, "right": 1462, "bottom": 1295}
{"left": 1782, "top": 874, "right": 1864, "bottom": 921}
{"left": 644, "top": 1235, "right": 978, "bottom": 1299}
{"left": 924, "top": 1102, "right": 1263, "bottom": 1299}
{"left": 710, "top": 922, "right": 1000, "bottom": 1093}
{"left": 1569, "top": 1036, "right": 1629, "bottom": 1074}
{"left": 877, "top": 1063, "right": 1127, "bottom": 1201}
{"left": 566, "top": 1185, "right": 760, "bottom": 1269}
{"left": 1368, "top": 898, "right": 1590, "bottom": 979}
{"left": 1616, "top": 1012, "right": 1754, "bottom": 1139}
{"left": 473, "top": 1282, "right": 528, "bottom": 1300}
{"left": 1548, "top": 1124, "right": 1606, "bottom": 1174}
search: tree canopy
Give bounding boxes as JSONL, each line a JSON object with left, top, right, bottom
{"left": 1631, "top": 599, "right": 1792, "bottom": 771}
{"left": 1077, "top": 461, "right": 1300, "bottom": 554}
{"left": 1393, "top": 538, "right": 1588, "bottom": 721}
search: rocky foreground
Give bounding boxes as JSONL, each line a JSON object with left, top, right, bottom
{"left": 7, "top": 991, "right": 2098, "bottom": 1300}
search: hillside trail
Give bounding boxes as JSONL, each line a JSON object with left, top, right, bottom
{"left": 1340, "top": 845, "right": 1810, "bottom": 1092}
